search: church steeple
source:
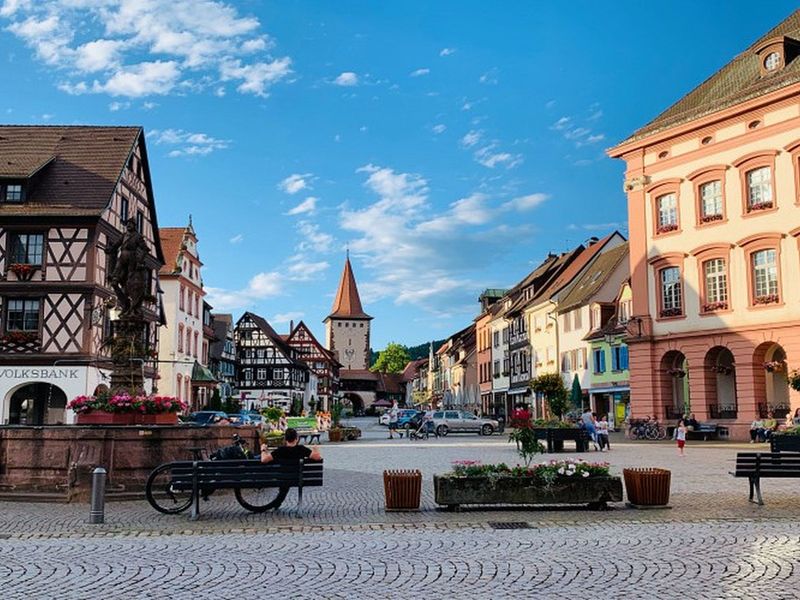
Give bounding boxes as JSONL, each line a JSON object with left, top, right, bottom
{"left": 327, "top": 255, "right": 372, "bottom": 320}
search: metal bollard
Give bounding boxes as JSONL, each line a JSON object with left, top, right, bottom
{"left": 89, "top": 467, "right": 107, "bottom": 524}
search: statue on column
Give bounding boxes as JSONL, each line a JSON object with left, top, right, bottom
{"left": 108, "top": 220, "right": 150, "bottom": 318}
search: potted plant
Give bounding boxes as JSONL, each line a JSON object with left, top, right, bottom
{"left": 68, "top": 392, "right": 186, "bottom": 425}
{"left": 771, "top": 425, "right": 800, "bottom": 452}
{"left": 328, "top": 403, "right": 344, "bottom": 442}
{"left": 789, "top": 370, "right": 800, "bottom": 392}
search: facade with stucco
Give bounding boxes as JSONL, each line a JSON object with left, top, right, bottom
{"left": 609, "top": 14, "right": 800, "bottom": 439}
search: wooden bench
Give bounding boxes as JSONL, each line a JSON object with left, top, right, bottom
{"left": 730, "top": 452, "right": 800, "bottom": 505}
{"left": 296, "top": 430, "right": 321, "bottom": 444}
{"left": 146, "top": 459, "right": 323, "bottom": 519}
{"left": 686, "top": 423, "right": 718, "bottom": 441}
{"left": 532, "top": 428, "right": 591, "bottom": 453}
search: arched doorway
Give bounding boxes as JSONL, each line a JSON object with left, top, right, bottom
{"left": 8, "top": 383, "right": 67, "bottom": 425}
{"left": 342, "top": 393, "right": 364, "bottom": 416}
{"left": 705, "top": 347, "right": 737, "bottom": 419}
{"left": 757, "top": 343, "right": 790, "bottom": 419}
{"left": 660, "top": 350, "right": 689, "bottom": 420}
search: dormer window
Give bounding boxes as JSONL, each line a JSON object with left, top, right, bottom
{"left": 1, "top": 183, "right": 24, "bottom": 202}
{"left": 764, "top": 51, "right": 781, "bottom": 71}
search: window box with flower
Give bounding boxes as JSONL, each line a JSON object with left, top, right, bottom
{"left": 660, "top": 307, "right": 682, "bottom": 318}
{"left": 8, "top": 263, "right": 40, "bottom": 281}
{"left": 763, "top": 360, "right": 786, "bottom": 373}
{"left": 754, "top": 294, "right": 779, "bottom": 306}
{"left": 748, "top": 200, "right": 774, "bottom": 213}
{"left": 700, "top": 213, "right": 724, "bottom": 224}
{"left": 68, "top": 393, "right": 187, "bottom": 425}
{"left": 702, "top": 301, "right": 728, "bottom": 313}
{"left": 656, "top": 223, "right": 678, "bottom": 235}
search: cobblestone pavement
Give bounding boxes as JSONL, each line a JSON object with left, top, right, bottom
{"left": 2, "top": 519, "right": 800, "bottom": 599}
{"left": 3, "top": 419, "right": 800, "bottom": 597}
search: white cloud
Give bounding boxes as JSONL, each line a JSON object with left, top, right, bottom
{"left": 229, "top": 233, "right": 244, "bottom": 244}
{"left": 108, "top": 101, "right": 130, "bottom": 111}
{"left": 278, "top": 173, "right": 312, "bottom": 195}
{"left": 286, "top": 258, "right": 329, "bottom": 281}
{"left": 142, "top": 101, "right": 157, "bottom": 110}
{"left": 3, "top": 1, "right": 292, "bottom": 98}
{"left": 474, "top": 144, "right": 522, "bottom": 169}
{"left": 149, "top": 128, "right": 230, "bottom": 157}
{"left": 410, "top": 67, "right": 430, "bottom": 77}
{"left": 502, "top": 193, "right": 549, "bottom": 211}
{"left": 460, "top": 130, "right": 482, "bottom": 148}
{"left": 439, "top": 47, "right": 456, "bottom": 56}
{"left": 271, "top": 311, "right": 304, "bottom": 324}
{"left": 333, "top": 71, "right": 358, "bottom": 86}
{"left": 296, "top": 221, "right": 334, "bottom": 253}
{"left": 432, "top": 124, "right": 446, "bottom": 134}
{"left": 568, "top": 221, "right": 627, "bottom": 232}
{"left": 286, "top": 196, "right": 318, "bottom": 216}
{"left": 551, "top": 116, "right": 571, "bottom": 131}
{"left": 205, "top": 271, "right": 283, "bottom": 310}
{"left": 478, "top": 68, "right": 498, "bottom": 85}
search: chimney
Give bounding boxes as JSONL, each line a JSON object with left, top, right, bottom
{"left": 586, "top": 236, "right": 599, "bottom": 246}
{"left": 289, "top": 320, "right": 294, "bottom": 333}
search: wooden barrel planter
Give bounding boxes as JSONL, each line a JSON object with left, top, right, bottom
{"left": 384, "top": 469, "right": 422, "bottom": 510}
{"left": 623, "top": 468, "right": 671, "bottom": 507}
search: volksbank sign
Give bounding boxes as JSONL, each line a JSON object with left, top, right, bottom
{"left": 0, "top": 368, "right": 81, "bottom": 380}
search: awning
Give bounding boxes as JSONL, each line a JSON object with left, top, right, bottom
{"left": 588, "top": 386, "right": 630, "bottom": 394}
{"left": 191, "top": 361, "right": 218, "bottom": 387}
{"left": 508, "top": 388, "right": 530, "bottom": 395}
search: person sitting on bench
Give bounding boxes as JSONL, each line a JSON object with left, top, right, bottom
{"left": 762, "top": 412, "right": 778, "bottom": 441}
{"left": 750, "top": 418, "right": 766, "bottom": 443}
{"left": 261, "top": 427, "right": 322, "bottom": 463}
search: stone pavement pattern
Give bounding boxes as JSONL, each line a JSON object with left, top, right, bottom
{"left": 3, "top": 520, "right": 800, "bottom": 599}
{"left": 2, "top": 419, "right": 800, "bottom": 598}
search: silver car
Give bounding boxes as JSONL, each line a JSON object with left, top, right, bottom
{"left": 431, "top": 410, "right": 499, "bottom": 436}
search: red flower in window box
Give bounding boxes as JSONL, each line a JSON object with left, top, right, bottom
{"left": 660, "top": 307, "right": 682, "bottom": 318}
{"left": 8, "top": 263, "right": 39, "bottom": 281}
{"left": 656, "top": 223, "right": 678, "bottom": 234}
{"left": 748, "top": 201, "right": 774, "bottom": 212}
{"left": 0, "top": 331, "right": 39, "bottom": 344}
{"left": 702, "top": 301, "right": 728, "bottom": 312}
{"left": 754, "top": 294, "right": 779, "bottom": 305}
{"left": 700, "top": 214, "right": 723, "bottom": 223}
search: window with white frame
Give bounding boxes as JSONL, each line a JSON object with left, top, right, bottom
{"left": 563, "top": 311, "right": 571, "bottom": 332}
{"left": 493, "top": 331, "right": 499, "bottom": 347}
{"left": 752, "top": 249, "right": 778, "bottom": 301}
{"left": 657, "top": 193, "right": 677, "bottom": 230}
{"left": 274, "top": 368, "right": 284, "bottom": 380}
{"left": 561, "top": 351, "right": 572, "bottom": 372}
{"left": 618, "top": 300, "right": 631, "bottom": 323}
{"left": 746, "top": 167, "right": 772, "bottom": 210}
{"left": 703, "top": 259, "right": 728, "bottom": 307}
{"left": 700, "top": 180, "right": 723, "bottom": 218}
{"left": 257, "top": 368, "right": 267, "bottom": 380}
{"left": 660, "top": 267, "right": 682, "bottom": 315}
{"left": 243, "top": 368, "right": 252, "bottom": 381}
{"left": 6, "top": 298, "right": 40, "bottom": 331}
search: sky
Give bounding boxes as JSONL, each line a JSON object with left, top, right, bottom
{"left": 1, "top": 0, "right": 798, "bottom": 348}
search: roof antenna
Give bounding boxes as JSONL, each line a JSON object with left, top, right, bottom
{"left": 346, "top": 243, "right": 349, "bottom": 260}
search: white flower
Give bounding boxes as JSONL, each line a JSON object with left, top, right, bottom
{"left": 582, "top": 472, "right": 590, "bottom": 478}
{"left": 566, "top": 470, "right": 574, "bottom": 476}
{"left": 558, "top": 467, "right": 565, "bottom": 475}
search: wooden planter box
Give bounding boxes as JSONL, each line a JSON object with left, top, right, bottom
{"left": 623, "top": 468, "right": 671, "bottom": 506}
{"left": 137, "top": 413, "right": 179, "bottom": 425}
{"left": 384, "top": 470, "right": 422, "bottom": 510}
{"left": 328, "top": 428, "right": 343, "bottom": 442}
{"left": 76, "top": 411, "right": 137, "bottom": 425}
{"left": 770, "top": 435, "right": 800, "bottom": 453}
{"left": 433, "top": 474, "right": 622, "bottom": 510}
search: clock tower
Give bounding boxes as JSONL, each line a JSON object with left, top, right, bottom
{"left": 324, "top": 254, "right": 372, "bottom": 370}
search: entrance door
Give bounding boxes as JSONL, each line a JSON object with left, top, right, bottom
{"left": 8, "top": 383, "right": 67, "bottom": 425}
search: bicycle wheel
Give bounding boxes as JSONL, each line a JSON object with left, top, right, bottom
{"left": 645, "top": 426, "right": 659, "bottom": 440}
{"left": 146, "top": 463, "right": 194, "bottom": 514}
{"left": 234, "top": 486, "right": 289, "bottom": 513}
{"left": 657, "top": 426, "right": 668, "bottom": 440}
{"left": 628, "top": 427, "right": 640, "bottom": 440}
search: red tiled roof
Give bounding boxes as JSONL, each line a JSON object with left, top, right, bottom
{"left": 158, "top": 228, "right": 185, "bottom": 276}
{"left": 327, "top": 257, "right": 372, "bottom": 320}
{"left": 539, "top": 233, "right": 623, "bottom": 302}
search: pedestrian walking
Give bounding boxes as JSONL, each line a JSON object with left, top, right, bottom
{"left": 388, "top": 401, "right": 401, "bottom": 439}
{"left": 581, "top": 407, "right": 599, "bottom": 451}
{"left": 597, "top": 415, "right": 610, "bottom": 451}
{"left": 676, "top": 419, "right": 687, "bottom": 456}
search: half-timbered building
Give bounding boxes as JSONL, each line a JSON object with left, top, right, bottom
{"left": 286, "top": 320, "right": 341, "bottom": 411}
{"left": 234, "top": 312, "right": 311, "bottom": 411}
{"left": 0, "top": 126, "right": 164, "bottom": 424}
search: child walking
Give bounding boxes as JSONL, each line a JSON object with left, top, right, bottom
{"left": 676, "top": 419, "right": 687, "bottom": 456}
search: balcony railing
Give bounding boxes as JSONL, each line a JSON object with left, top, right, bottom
{"left": 708, "top": 404, "right": 737, "bottom": 420}
{"left": 757, "top": 403, "right": 789, "bottom": 419}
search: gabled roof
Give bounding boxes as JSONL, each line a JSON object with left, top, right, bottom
{"left": 614, "top": 10, "right": 800, "bottom": 147}
{"left": 558, "top": 242, "right": 630, "bottom": 313}
{"left": 240, "top": 311, "right": 305, "bottom": 366}
{"left": 158, "top": 228, "right": 186, "bottom": 276}
{"left": 0, "top": 125, "right": 140, "bottom": 214}
{"left": 401, "top": 358, "right": 428, "bottom": 382}
{"left": 288, "top": 320, "right": 343, "bottom": 367}
{"left": 327, "top": 256, "right": 371, "bottom": 320}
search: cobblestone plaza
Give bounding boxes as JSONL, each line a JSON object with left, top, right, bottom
{"left": 2, "top": 420, "right": 800, "bottom": 598}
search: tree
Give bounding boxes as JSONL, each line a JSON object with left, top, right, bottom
{"left": 206, "top": 389, "right": 222, "bottom": 411}
{"left": 531, "top": 373, "right": 569, "bottom": 419}
{"left": 370, "top": 342, "right": 411, "bottom": 373}
{"left": 570, "top": 374, "right": 583, "bottom": 411}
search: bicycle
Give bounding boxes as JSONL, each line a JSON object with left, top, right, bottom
{"left": 145, "top": 434, "right": 289, "bottom": 514}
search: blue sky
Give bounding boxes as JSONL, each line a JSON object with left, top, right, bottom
{"left": 1, "top": 0, "right": 797, "bottom": 348}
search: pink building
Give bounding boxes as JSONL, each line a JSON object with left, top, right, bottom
{"left": 609, "top": 11, "right": 800, "bottom": 439}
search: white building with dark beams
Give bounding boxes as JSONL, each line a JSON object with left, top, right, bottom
{"left": 234, "top": 312, "right": 311, "bottom": 411}
{"left": 0, "top": 125, "right": 165, "bottom": 424}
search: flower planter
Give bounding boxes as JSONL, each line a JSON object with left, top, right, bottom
{"left": 76, "top": 411, "right": 137, "bottom": 425}
{"left": 384, "top": 469, "right": 422, "bottom": 510}
{"left": 137, "top": 413, "right": 179, "bottom": 426}
{"left": 433, "top": 474, "right": 622, "bottom": 510}
{"left": 770, "top": 435, "right": 800, "bottom": 453}
{"left": 623, "top": 468, "right": 671, "bottom": 507}
{"left": 328, "top": 428, "right": 343, "bottom": 442}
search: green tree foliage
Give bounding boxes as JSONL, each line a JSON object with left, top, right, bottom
{"left": 206, "top": 389, "right": 222, "bottom": 411}
{"left": 370, "top": 340, "right": 445, "bottom": 366}
{"left": 222, "top": 397, "right": 242, "bottom": 414}
{"left": 370, "top": 342, "right": 412, "bottom": 373}
{"left": 531, "top": 373, "right": 569, "bottom": 419}
{"left": 570, "top": 374, "right": 583, "bottom": 410}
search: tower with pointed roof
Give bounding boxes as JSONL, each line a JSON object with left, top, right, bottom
{"left": 324, "top": 254, "right": 372, "bottom": 370}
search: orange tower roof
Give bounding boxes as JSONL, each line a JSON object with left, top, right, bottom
{"left": 327, "top": 256, "right": 372, "bottom": 320}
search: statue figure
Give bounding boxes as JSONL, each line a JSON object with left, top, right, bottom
{"left": 108, "top": 220, "right": 149, "bottom": 318}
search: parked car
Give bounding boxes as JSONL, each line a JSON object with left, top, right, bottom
{"left": 230, "top": 413, "right": 262, "bottom": 426}
{"left": 378, "top": 409, "right": 418, "bottom": 427}
{"left": 186, "top": 411, "right": 228, "bottom": 425}
{"left": 431, "top": 410, "right": 499, "bottom": 436}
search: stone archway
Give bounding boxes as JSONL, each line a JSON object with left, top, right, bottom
{"left": 7, "top": 382, "right": 67, "bottom": 425}
{"left": 342, "top": 393, "right": 365, "bottom": 416}
{"left": 755, "top": 342, "right": 790, "bottom": 419}
{"left": 704, "top": 346, "right": 737, "bottom": 419}
{"left": 660, "top": 350, "right": 689, "bottom": 420}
